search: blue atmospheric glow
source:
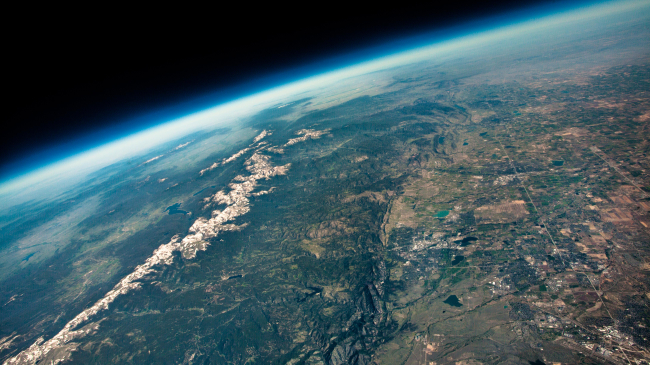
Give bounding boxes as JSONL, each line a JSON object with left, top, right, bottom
{"left": 0, "top": 0, "right": 646, "bottom": 204}
{"left": 0, "top": 0, "right": 600, "bottom": 183}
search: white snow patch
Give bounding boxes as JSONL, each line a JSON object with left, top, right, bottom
{"left": 8, "top": 140, "right": 293, "bottom": 365}
{"left": 143, "top": 155, "right": 163, "bottom": 164}
{"left": 253, "top": 130, "right": 271, "bottom": 143}
{"left": 284, "top": 129, "right": 330, "bottom": 147}
{"left": 173, "top": 141, "right": 192, "bottom": 150}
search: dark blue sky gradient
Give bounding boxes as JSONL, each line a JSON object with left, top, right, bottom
{"left": 1, "top": 0, "right": 596, "bottom": 183}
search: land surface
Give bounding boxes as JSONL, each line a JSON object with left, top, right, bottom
{"left": 1, "top": 4, "right": 650, "bottom": 365}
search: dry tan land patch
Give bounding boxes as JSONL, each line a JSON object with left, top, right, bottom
{"left": 474, "top": 200, "right": 528, "bottom": 224}
{"left": 600, "top": 208, "right": 633, "bottom": 223}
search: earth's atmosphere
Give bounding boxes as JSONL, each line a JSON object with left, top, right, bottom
{"left": 2, "top": 2, "right": 650, "bottom": 364}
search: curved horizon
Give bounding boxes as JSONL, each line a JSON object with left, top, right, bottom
{"left": 0, "top": 0, "right": 644, "bottom": 205}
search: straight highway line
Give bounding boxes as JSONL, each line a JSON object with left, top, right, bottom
{"left": 494, "top": 122, "right": 633, "bottom": 365}
{"left": 590, "top": 146, "right": 648, "bottom": 199}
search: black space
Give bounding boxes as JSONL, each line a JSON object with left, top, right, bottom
{"left": 3, "top": 1, "right": 571, "bottom": 175}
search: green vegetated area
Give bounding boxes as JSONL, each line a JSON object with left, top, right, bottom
{"left": 0, "top": 127, "right": 257, "bottom": 360}
{"left": 2, "top": 52, "right": 650, "bottom": 365}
